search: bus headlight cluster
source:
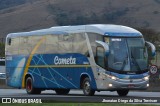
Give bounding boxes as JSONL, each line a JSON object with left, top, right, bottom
{"left": 111, "top": 76, "right": 117, "bottom": 80}
{"left": 144, "top": 76, "right": 149, "bottom": 81}
{"left": 102, "top": 73, "right": 118, "bottom": 80}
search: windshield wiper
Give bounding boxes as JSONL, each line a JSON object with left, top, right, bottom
{"left": 120, "top": 56, "right": 128, "bottom": 71}
{"left": 130, "top": 50, "right": 142, "bottom": 71}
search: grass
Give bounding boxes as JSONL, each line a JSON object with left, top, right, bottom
{"left": 0, "top": 103, "right": 159, "bottom": 106}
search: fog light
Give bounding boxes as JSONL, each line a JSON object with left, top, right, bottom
{"left": 147, "top": 84, "right": 149, "bottom": 87}
{"left": 109, "top": 84, "right": 113, "bottom": 87}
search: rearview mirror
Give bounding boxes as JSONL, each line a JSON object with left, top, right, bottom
{"left": 145, "top": 41, "right": 156, "bottom": 57}
{"left": 96, "top": 41, "right": 109, "bottom": 56}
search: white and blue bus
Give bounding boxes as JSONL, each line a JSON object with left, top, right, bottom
{"left": 5, "top": 24, "right": 155, "bottom": 96}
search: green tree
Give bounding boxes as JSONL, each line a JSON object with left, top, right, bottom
{"left": 137, "top": 28, "right": 160, "bottom": 64}
{"left": 0, "top": 43, "right": 5, "bottom": 57}
{"left": 137, "top": 28, "right": 159, "bottom": 44}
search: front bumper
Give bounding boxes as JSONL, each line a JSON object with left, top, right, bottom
{"left": 97, "top": 78, "right": 149, "bottom": 91}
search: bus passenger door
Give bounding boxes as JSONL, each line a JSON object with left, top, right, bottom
{"left": 95, "top": 41, "right": 109, "bottom": 69}
{"left": 96, "top": 47, "right": 105, "bottom": 68}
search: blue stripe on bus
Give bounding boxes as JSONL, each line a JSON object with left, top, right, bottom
{"left": 6, "top": 53, "right": 97, "bottom": 89}
{"left": 104, "top": 32, "right": 142, "bottom": 37}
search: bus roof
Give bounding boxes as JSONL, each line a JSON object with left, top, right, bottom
{"left": 6, "top": 24, "right": 142, "bottom": 38}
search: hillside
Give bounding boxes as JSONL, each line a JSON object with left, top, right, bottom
{"left": 0, "top": 0, "right": 160, "bottom": 37}
{"left": 48, "top": 0, "right": 160, "bottom": 30}
{"left": 0, "top": 0, "right": 56, "bottom": 37}
{"left": 0, "top": 0, "right": 26, "bottom": 10}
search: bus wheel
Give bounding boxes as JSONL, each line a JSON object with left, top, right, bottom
{"left": 117, "top": 90, "right": 129, "bottom": 96}
{"left": 26, "top": 77, "right": 41, "bottom": 94}
{"left": 82, "top": 77, "right": 95, "bottom": 96}
{"left": 55, "top": 89, "right": 70, "bottom": 95}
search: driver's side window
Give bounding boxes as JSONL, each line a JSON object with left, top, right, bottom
{"left": 96, "top": 46, "right": 105, "bottom": 68}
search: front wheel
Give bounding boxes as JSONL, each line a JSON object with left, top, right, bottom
{"left": 117, "top": 90, "right": 129, "bottom": 96}
{"left": 26, "top": 77, "right": 41, "bottom": 94}
{"left": 55, "top": 89, "right": 70, "bottom": 95}
{"left": 82, "top": 77, "right": 95, "bottom": 96}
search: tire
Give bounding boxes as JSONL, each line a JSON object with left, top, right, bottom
{"left": 26, "top": 77, "right": 41, "bottom": 94}
{"left": 117, "top": 90, "right": 129, "bottom": 96}
{"left": 55, "top": 89, "right": 70, "bottom": 95}
{"left": 82, "top": 77, "right": 95, "bottom": 96}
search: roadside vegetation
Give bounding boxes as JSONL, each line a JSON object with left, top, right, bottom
{"left": 0, "top": 42, "right": 5, "bottom": 57}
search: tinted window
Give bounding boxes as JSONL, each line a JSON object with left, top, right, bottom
{"left": 0, "top": 61, "right": 5, "bottom": 66}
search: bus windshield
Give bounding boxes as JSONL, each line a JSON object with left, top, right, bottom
{"left": 106, "top": 37, "right": 148, "bottom": 73}
{"left": 127, "top": 38, "right": 148, "bottom": 71}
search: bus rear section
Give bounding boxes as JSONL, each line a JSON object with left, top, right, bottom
{"left": 5, "top": 32, "right": 97, "bottom": 95}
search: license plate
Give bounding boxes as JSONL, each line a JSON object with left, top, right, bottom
{"left": 128, "top": 84, "right": 135, "bottom": 88}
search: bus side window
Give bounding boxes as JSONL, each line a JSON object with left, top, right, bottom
{"left": 96, "top": 46, "right": 105, "bottom": 68}
{"left": 46, "top": 35, "right": 58, "bottom": 54}
{"left": 0, "top": 60, "right": 5, "bottom": 66}
{"left": 7, "top": 38, "right": 11, "bottom": 45}
{"left": 72, "top": 33, "right": 89, "bottom": 56}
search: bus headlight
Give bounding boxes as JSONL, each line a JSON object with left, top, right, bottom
{"left": 109, "top": 84, "right": 113, "bottom": 87}
{"left": 111, "top": 76, "right": 117, "bottom": 80}
{"left": 102, "top": 73, "right": 118, "bottom": 80}
{"left": 144, "top": 76, "right": 149, "bottom": 81}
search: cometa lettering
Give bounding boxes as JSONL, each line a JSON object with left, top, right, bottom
{"left": 54, "top": 56, "right": 76, "bottom": 65}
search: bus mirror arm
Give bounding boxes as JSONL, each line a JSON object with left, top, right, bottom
{"left": 145, "top": 41, "right": 156, "bottom": 57}
{"left": 96, "top": 41, "right": 109, "bottom": 56}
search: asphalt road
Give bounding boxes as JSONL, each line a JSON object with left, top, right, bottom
{"left": 0, "top": 89, "right": 160, "bottom": 103}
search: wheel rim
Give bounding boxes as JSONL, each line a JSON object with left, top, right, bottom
{"left": 27, "top": 79, "right": 32, "bottom": 92}
{"left": 84, "top": 81, "right": 90, "bottom": 94}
